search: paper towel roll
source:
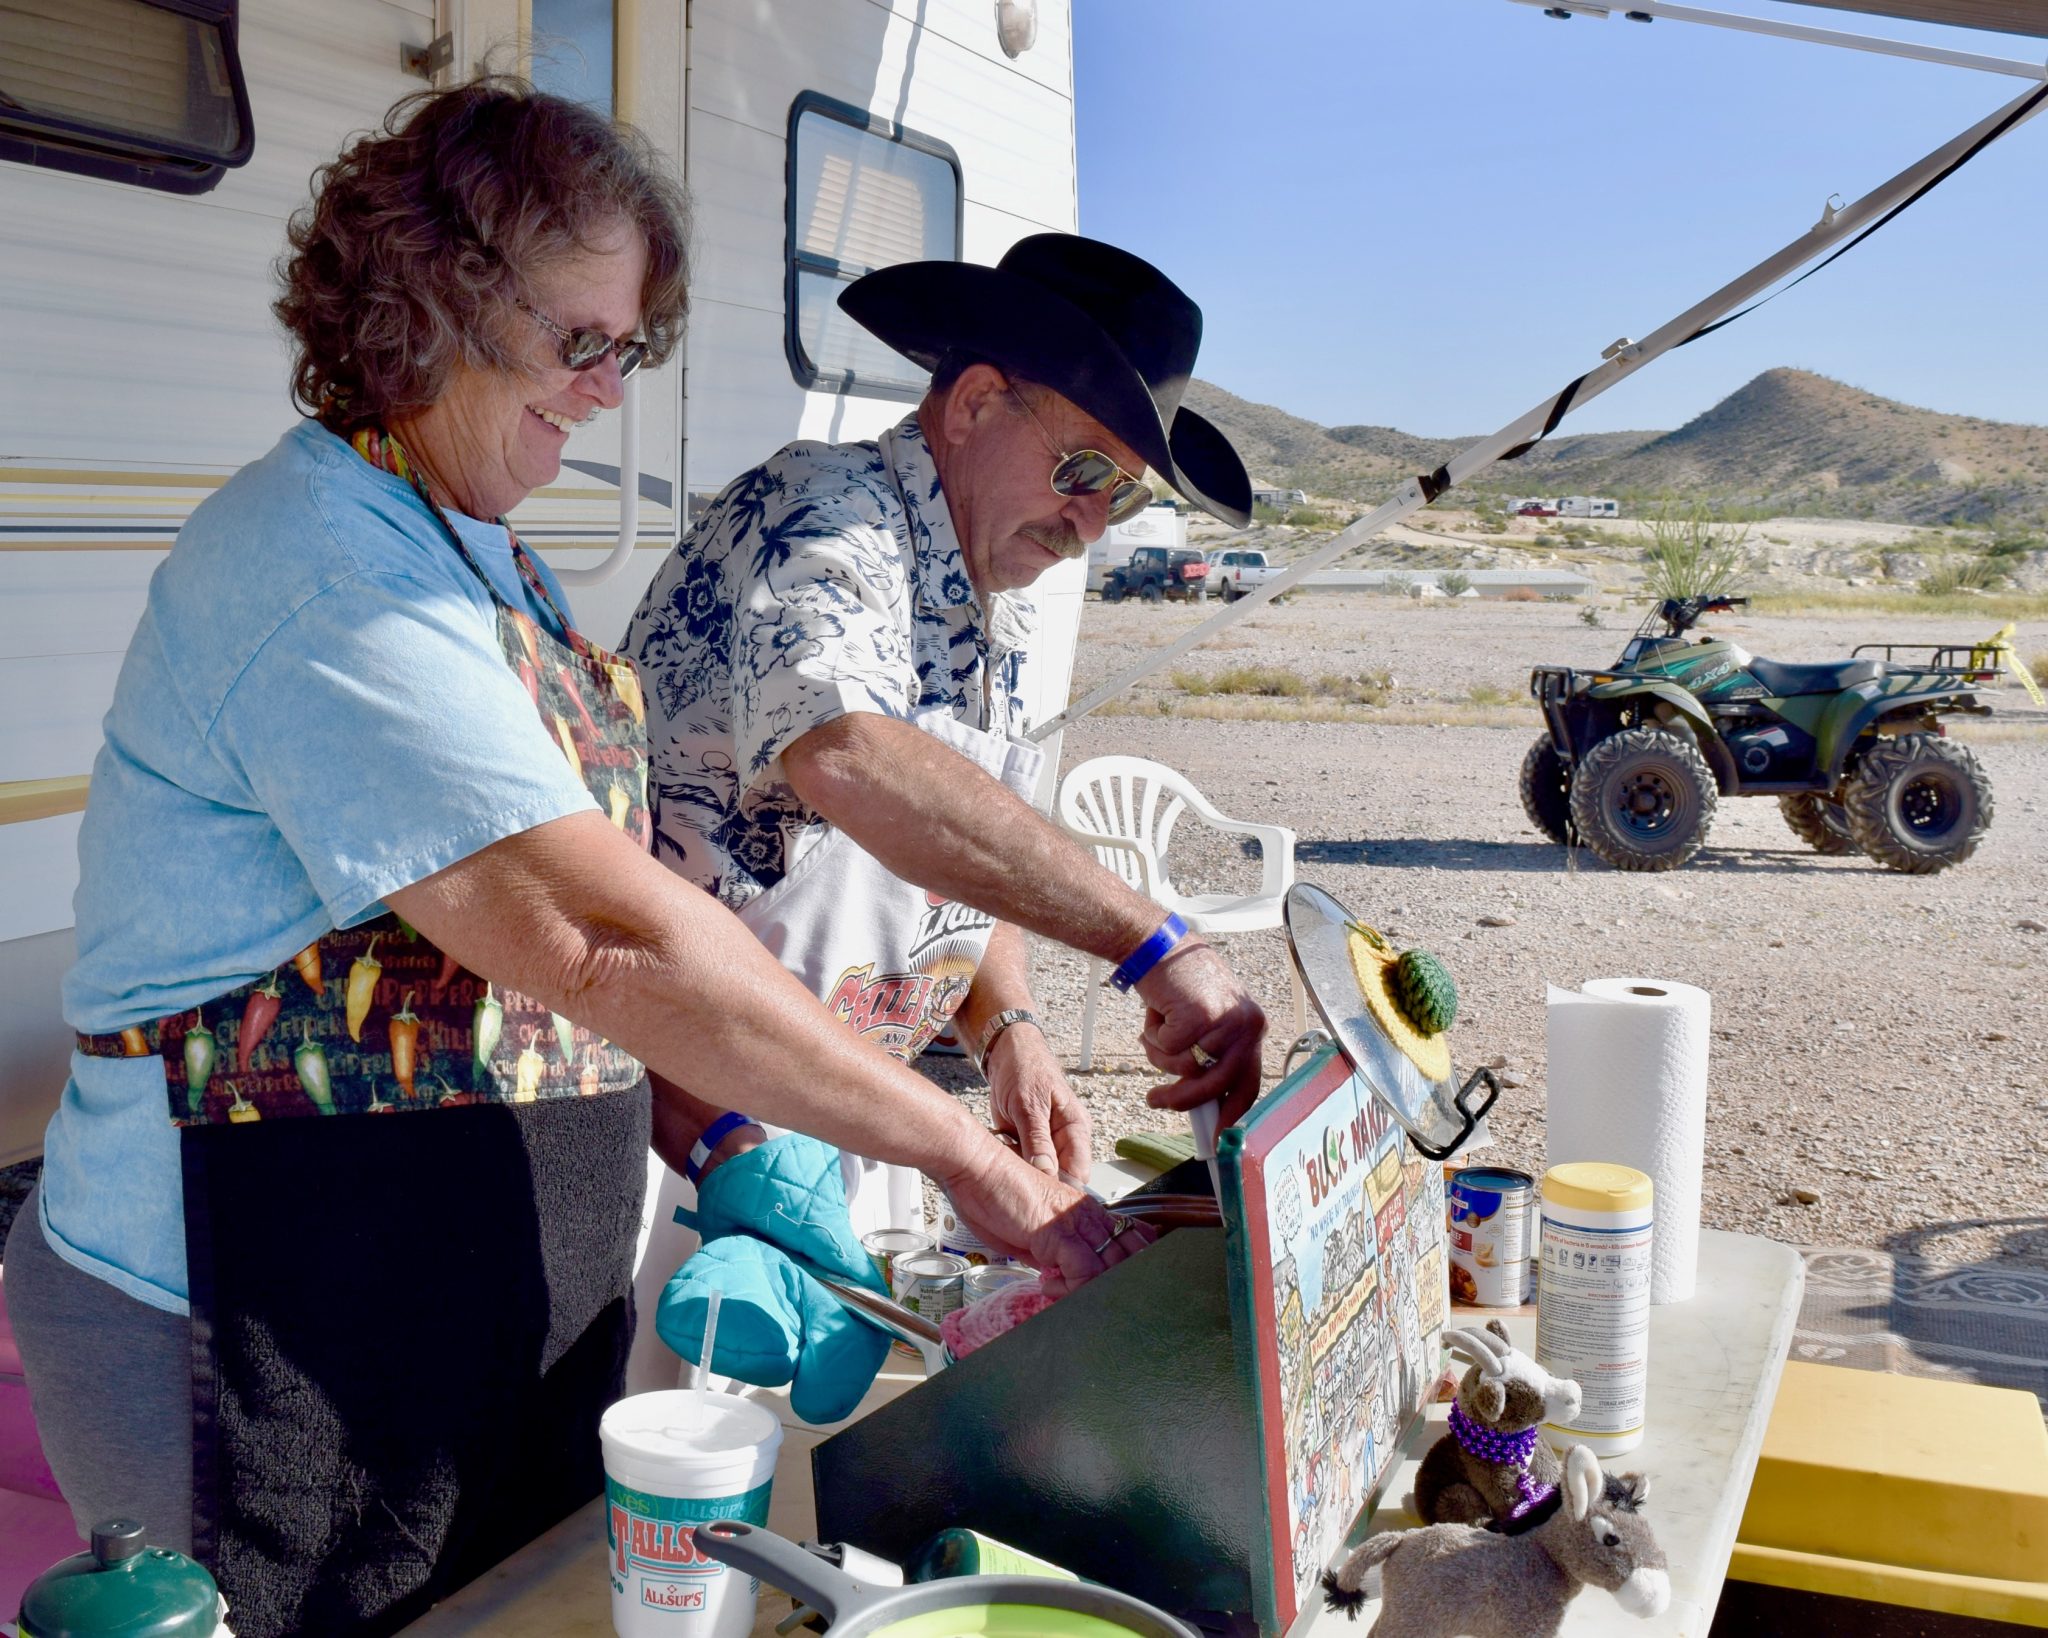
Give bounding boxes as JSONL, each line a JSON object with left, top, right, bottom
{"left": 1546, "top": 978, "right": 1711, "bottom": 1304}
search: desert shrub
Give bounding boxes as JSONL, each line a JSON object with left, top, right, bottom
{"left": 1172, "top": 665, "right": 1312, "bottom": 698}
{"left": 1441, "top": 571, "right": 1472, "bottom": 596}
{"left": 1383, "top": 571, "right": 1415, "bottom": 597}
{"left": 1642, "top": 501, "right": 1751, "bottom": 602}
{"left": 1319, "top": 670, "right": 1394, "bottom": 706}
{"left": 1251, "top": 503, "right": 1286, "bottom": 526}
{"left": 1285, "top": 505, "right": 1342, "bottom": 529}
{"left": 1467, "top": 682, "right": 1522, "bottom": 707}
{"left": 1579, "top": 605, "right": 1603, "bottom": 628}
{"left": 1502, "top": 586, "right": 1542, "bottom": 603}
{"left": 1544, "top": 592, "right": 1578, "bottom": 603}
{"left": 1920, "top": 559, "right": 2006, "bottom": 596}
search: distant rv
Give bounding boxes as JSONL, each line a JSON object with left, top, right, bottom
{"left": 1557, "top": 496, "right": 1621, "bottom": 519}
{"left": 1090, "top": 504, "right": 1186, "bottom": 592}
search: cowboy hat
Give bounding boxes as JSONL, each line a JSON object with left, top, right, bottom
{"left": 837, "top": 233, "right": 1253, "bottom": 527}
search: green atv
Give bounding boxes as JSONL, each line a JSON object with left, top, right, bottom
{"left": 1522, "top": 596, "right": 2021, "bottom": 874}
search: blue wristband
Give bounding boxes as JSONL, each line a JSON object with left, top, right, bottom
{"left": 1109, "top": 913, "right": 1189, "bottom": 993}
{"left": 685, "top": 1110, "right": 757, "bottom": 1185}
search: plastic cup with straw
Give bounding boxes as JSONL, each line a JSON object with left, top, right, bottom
{"left": 599, "top": 1284, "right": 783, "bottom": 1638}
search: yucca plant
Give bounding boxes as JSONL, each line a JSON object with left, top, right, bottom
{"left": 1641, "top": 502, "right": 1752, "bottom": 602}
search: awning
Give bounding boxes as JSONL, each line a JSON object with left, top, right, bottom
{"left": 1780, "top": 1, "right": 2048, "bottom": 37}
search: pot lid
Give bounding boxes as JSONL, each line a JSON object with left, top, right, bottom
{"left": 1282, "top": 882, "right": 1497, "bottom": 1160}
{"left": 18, "top": 1521, "right": 220, "bottom": 1638}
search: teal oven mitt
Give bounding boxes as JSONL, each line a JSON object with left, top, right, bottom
{"left": 657, "top": 1133, "right": 892, "bottom": 1424}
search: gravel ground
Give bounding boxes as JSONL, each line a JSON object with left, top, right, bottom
{"left": 973, "top": 593, "right": 2048, "bottom": 1272}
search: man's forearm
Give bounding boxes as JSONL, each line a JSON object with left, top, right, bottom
{"left": 783, "top": 713, "right": 1167, "bottom": 965}
{"left": 952, "top": 921, "right": 1034, "bottom": 1056}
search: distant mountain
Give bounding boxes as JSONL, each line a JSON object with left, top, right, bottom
{"left": 1188, "top": 369, "right": 2048, "bottom": 527}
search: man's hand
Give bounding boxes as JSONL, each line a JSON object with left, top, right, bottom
{"left": 985, "top": 1021, "right": 1092, "bottom": 1184}
{"left": 1135, "top": 939, "right": 1266, "bottom": 1129}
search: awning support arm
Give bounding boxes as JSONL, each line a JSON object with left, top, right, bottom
{"left": 1030, "top": 72, "right": 2048, "bottom": 743}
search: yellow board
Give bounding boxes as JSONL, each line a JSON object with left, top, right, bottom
{"left": 1730, "top": 1362, "right": 2048, "bottom": 1626}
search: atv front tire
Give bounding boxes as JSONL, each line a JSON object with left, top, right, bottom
{"left": 1102, "top": 582, "right": 1126, "bottom": 604}
{"left": 1519, "top": 734, "right": 1573, "bottom": 845}
{"left": 1842, "top": 732, "right": 1992, "bottom": 873}
{"left": 1778, "top": 792, "right": 1857, "bottom": 856}
{"left": 1567, "top": 727, "right": 1717, "bottom": 872}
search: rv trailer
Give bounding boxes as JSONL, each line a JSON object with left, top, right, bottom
{"left": 0, "top": 0, "right": 1085, "bottom": 1187}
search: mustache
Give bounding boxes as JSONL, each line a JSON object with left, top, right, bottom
{"left": 1021, "top": 523, "right": 1086, "bottom": 560}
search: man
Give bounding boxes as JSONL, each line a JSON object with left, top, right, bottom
{"left": 624, "top": 233, "right": 1264, "bottom": 1229}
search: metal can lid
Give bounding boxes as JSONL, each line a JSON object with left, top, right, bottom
{"left": 1543, "top": 1161, "right": 1653, "bottom": 1213}
{"left": 964, "top": 1264, "right": 1037, "bottom": 1298}
{"left": 895, "top": 1251, "right": 969, "bottom": 1279}
{"left": 861, "top": 1228, "right": 934, "bottom": 1254}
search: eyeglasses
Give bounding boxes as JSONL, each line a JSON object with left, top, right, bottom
{"left": 1010, "top": 390, "right": 1153, "bottom": 526}
{"left": 518, "top": 300, "right": 650, "bottom": 380}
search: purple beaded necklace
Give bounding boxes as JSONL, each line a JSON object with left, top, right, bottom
{"left": 1448, "top": 1398, "right": 1556, "bottom": 1519}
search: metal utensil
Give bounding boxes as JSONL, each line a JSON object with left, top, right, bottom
{"left": 694, "top": 1520, "right": 1199, "bottom": 1638}
{"left": 1283, "top": 881, "right": 1498, "bottom": 1159}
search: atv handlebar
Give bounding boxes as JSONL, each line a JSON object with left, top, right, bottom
{"left": 1657, "top": 595, "right": 1749, "bottom": 634}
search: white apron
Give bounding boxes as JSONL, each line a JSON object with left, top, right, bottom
{"left": 736, "top": 705, "right": 1045, "bottom": 1237}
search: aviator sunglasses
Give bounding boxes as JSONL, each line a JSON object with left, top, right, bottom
{"left": 1010, "top": 389, "right": 1153, "bottom": 525}
{"left": 518, "top": 299, "right": 651, "bottom": 380}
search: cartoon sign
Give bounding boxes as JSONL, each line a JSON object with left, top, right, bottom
{"left": 1221, "top": 1042, "right": 1450, "bottom": 1635}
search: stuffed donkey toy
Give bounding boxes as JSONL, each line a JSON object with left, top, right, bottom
{"left": 1413, "top": 1322, "right": 1582, "bottom": 1526}
{"left": 1323, "top": 1444, "right": 1670, "bottom": 1638}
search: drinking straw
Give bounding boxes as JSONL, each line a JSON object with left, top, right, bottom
{"left": 693, "top": 1288, "right": 723, "bottom": 1413}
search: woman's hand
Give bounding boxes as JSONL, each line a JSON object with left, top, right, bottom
{"left": 985, "top": 1022, "right": 1092, "bottom": 1184}
{"left": 938, "top": 1133, "right": 1150, "bottom": 1293}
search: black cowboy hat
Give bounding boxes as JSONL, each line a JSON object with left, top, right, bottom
{"left": 837, "top": 233, "right": 1253, "bottom": 527}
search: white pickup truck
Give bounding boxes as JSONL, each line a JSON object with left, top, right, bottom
{"left": 1205, "top": 548, "right": 1284, "bottom": 602}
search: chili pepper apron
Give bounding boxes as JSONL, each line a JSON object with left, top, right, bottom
{"left": 737, "top": 703, "right": 1045, "bottom": 1240}
{"left": 76, "top": 429, "right": 654, "bottom": 1638}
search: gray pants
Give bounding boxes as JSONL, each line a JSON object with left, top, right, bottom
{"left": 3, "top": 1185, "right": 193, "bottom": 1552}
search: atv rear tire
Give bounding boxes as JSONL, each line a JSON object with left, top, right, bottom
{"left": 1567, "top": 727, "right": 1716, "bottom": 872}
{"left": 1778, "top": 792, "right": 1857, "bottom": 856}
{"left": 1519, "top": 734, "right": 1573, "bottom": 845}
{"left": 1842, "top": 732, "right": 1992, "bottom": 873}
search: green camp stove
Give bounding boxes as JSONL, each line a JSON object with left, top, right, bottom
{"left": 815, "top": 886, "right": 1462, "bottom": 1637}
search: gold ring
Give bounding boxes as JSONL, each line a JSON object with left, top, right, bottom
{"left": 1190, "top": 1043, "right": 1219, "bottom": 1070}
{"left": 1091, "top": 1215, "right": 1134, "bottom": 1256}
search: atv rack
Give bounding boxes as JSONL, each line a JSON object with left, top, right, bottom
{"left": 1851, "top": 642, "right": 2004, "bottom": 681}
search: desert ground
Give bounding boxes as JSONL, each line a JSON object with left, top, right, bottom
{"left": 945, "top": 587, "right": 2048, "bottom": 1273}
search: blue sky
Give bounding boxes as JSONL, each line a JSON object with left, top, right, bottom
{"left": 1074, "top": 0, "right": 2048, "bottom": 438}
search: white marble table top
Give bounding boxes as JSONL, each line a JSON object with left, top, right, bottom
{"left": 1286, "top": 1229, "right": 1805, "bottom": 1638}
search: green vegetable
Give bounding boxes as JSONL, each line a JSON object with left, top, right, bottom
{"left": 473, "top": 983, "right": 505, "bottom": 1084}
{"left": 294, "top": 1020, "right": 334, "bottom": 1114}
{"left": 183, "top": 1008, "right": 217, "bottom": 1115}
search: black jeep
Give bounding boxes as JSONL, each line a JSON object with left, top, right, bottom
{"left": 1103, "top": 546, "right": 1209, "bottom": 603}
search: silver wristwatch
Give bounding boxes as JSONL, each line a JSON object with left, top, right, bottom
{"left": 974, "top": 1007, "right": 1043, "bottom": 1070}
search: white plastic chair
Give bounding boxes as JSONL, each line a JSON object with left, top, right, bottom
{"left": 1055, "top": 755, "right": 1306, "bottom": 1070}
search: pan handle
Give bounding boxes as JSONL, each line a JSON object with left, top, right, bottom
{"left": 1406, "top": 1065, "right": 1500, "bottom": 1163}
{"left": 1281, "top": 1028, "right": 1332, "bottom": 1081}
{"left": 694, "top": 1521, "right": 894, "bottom": 1627}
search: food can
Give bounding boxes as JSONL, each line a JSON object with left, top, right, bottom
{"left": 1535, "top": 1162, "right": 1654, "bottom": 1456}
{"left": 935, "top": 1187, "right": 1018, "bottom": 1267}
{"left": 1447, "top": 1166, "right": 1534, "bottom": 1308}
{"left": 861, "top": 1227, "right": 934, "bottom": 1292}
{"left": 892, "top": 1250, "right": 969, "bottom": 1321}
{"left": 962, "top": 1263, "right": 1039, "bottom": 1305}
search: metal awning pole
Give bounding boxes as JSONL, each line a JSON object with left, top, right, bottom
{"left": 1030, "top": 72, "right": 2048, "bottom": 743}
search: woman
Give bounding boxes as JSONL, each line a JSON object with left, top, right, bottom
{"left": 4, "top": 80, "right": 1133, "bottom": 1638}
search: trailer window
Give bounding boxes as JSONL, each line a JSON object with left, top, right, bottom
{"left": 0, "top": 0, "right": 252, "bottom": 195}
{"left": 786, "top": 92, "right": 961, "bottom": 399}
{"left": 530, "top": 0, "right": 615, "bottom": 119}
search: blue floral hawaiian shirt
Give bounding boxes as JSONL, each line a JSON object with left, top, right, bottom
{"left": 622, "top": 414, "right": 1039, "bottom": 910}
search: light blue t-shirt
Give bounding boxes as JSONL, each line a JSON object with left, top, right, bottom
{"left": 41, "top": 420, "right": 599, "bottom": 1313}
